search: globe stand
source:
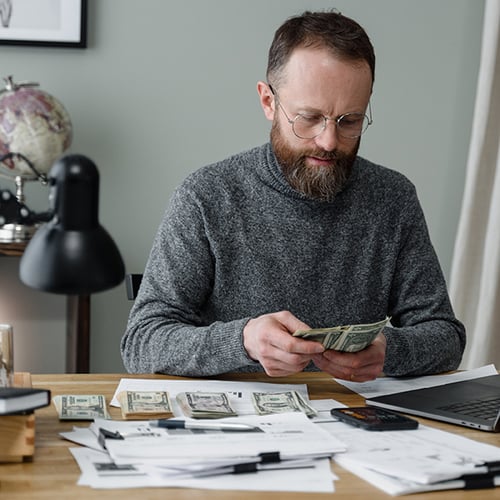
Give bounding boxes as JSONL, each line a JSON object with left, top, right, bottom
{"left": 0, "top": 154, "right": 49, "bottom": 243}
{"left": 0, "top": 181, "right": 41, "bottom": 242}
{"left": 15, "top": 175, "right": 26, "bottom": 204}
{"left": 0, "top": 223, "right": 39, "bottom": 243}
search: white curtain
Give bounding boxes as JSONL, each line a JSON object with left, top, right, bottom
{"left": 449, "top": 0, "right": 500, "bottom": 369}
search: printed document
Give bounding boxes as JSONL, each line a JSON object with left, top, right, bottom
{"left": 336, "top": 364, "right": 497, "bottom": 398}
{"left": 318, "top": 417, "right": 500, "bottom": 495}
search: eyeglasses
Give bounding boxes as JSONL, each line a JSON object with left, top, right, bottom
{"left": 269, "top": 85, "right": 373, "bottom": 140}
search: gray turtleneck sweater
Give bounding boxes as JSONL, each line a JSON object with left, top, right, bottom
{"left": 121, "top": 143, "right": 465, "bottom": 376}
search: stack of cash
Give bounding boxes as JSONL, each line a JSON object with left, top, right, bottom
{"left": 176, "top": 391, "right": 237, "bottom": 419}
{"left": 293, "top": 317, "right": 390, "bottom": 352}
{"left": 53, "top": 394, "right": 110, "bottom": 420}
{"left": 251, "top": 391, "right": 317, "bottom": 417}
{"left": 117, "top": 391, "right": 173, "bottom": 420}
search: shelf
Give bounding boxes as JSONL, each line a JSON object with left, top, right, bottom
{"left": 0, "top": 241, "right": 27, "bottom": 257}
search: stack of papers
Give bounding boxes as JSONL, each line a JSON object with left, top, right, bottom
{"left": 326, "top": 365, "right": 500, "bottom": 495}
{"left": 326, "top": 421, "right": 500, "bottom": 495}
{"left": 62, "top": 378, "right": 345, "bottom": 492}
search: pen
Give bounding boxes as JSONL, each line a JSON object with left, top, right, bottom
{"left": 150, "top": 419, "right": 260, "bottom": 432}
{"left": 191, "top": 460, "right": 317, "bottom": 478}
{"left": 161, "top": 452, "right": 332, "bottom": 479}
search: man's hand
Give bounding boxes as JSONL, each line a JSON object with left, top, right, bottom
{"left": 311, "top": 333, "right": 387, "bottom": 382}
{"left": 243, "top": 311, "right": 325, "bottom": 377}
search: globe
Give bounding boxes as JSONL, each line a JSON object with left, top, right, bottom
{"left": 0, "top": 76, "right": 72, "bottom": 179}
{"left": 0, "top": 76, "right": 73, "bottom": 242}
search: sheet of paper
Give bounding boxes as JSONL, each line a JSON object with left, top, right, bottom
{"left": 111, "top": 378, "right": 311, "bottom": 416}
{"left": 336, "top": 456, "right": 500, "bottom": 496}
{"left": 58, "top": 398, "right": 346, "bottom": 449}
{"left": 70, "top": 447, "right": 337, "bottom": 492}
{"left": 59, "top": 426, "right": 103, "bottom": 451}
{"left": 95, "top": 412, "right": 346, "bottom": 464}
{"left": 333, "top": 458, "right": 457, "bottom": 496}
{"left": 335, "top": 364, "right": 498, "bottom": 398}
{"left": 318, "top": 418, "right": 500, "bottom": 494}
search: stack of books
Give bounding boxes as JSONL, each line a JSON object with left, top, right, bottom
{"left": 0, "top": 373, "right": 50, "bottom": 463}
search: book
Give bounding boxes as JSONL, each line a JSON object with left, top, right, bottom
{"left": 0, "top": 387, "right": 51, "bottom": 415}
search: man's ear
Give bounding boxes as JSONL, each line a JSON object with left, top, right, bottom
{"left": 256, "top": 81, "right": 275, "bottom": 121}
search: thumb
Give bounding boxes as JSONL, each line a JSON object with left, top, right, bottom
{"left": 276, "top": 310, "right": 311, "bottom": 333}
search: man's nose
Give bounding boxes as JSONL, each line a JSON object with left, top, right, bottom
{"left": 313, "top": 120, "right": 339, "bottom": 152}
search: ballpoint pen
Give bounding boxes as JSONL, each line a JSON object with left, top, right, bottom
{"left": 189, "top": 459, "right": 318, "bottom": 478}
{"left": 149, "top": 419, "right": 260, "bottom": 432}
{"left": 148, "top": 452, "right": 333, "bottom": 479}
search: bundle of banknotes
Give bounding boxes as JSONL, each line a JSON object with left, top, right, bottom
{"left": 176, "top": 391, "right": 237, "bottom": 419}
{"left": 251, "top": 391, "right": 317, "bottom": 417}
{"left": 117, "top": 390, "right": 173, "bottom": 420}
{"left": 52, "top": 390, "right": 319, "bottom": 421}
{"left": 174, "top": 390, "right": 317, "bottom": 419}
{"left": 293, "top": 317, "right": 390, "bottom": 352}
{"left": 53, "top": 394, "right": 111, "bottom": 420}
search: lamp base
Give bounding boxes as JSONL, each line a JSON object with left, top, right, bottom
{"left": 0, "top": 223, "right": 38, "bottom": 243}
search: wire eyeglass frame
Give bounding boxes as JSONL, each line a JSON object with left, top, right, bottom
{"left": 268, "top": 84, "right": 373, "bottom": 140}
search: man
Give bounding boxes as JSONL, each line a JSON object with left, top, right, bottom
{"left": 121, "top": 10, "right": 465, "bottom": 381}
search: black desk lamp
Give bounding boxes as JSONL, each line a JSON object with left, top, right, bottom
{"left": 19, "top": 154, "right": 125, "bottom": 371}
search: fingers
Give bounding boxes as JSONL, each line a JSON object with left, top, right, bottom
{"left": 258, "top": 352, "right": 312, "bottom": 377}
{"left": 243, "top": 311, "right": 324, "bottom": 377}
{"left": 312, "top": 334, "right": 386, "bottom": 381}
{"left": 272, "top": 310, "right": 311, "bottom": 337}
{"left": 313, "top": 353, "right": 381, "bottom": 381}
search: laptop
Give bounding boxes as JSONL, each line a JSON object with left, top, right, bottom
{"left": 366, "top": 374, "right": 500, "bottom": 432}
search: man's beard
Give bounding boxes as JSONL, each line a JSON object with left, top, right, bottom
{"left": 271, "top": 119, "right": 359, "bottom": 202}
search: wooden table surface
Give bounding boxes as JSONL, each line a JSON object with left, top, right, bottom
{"left": 1, "top": 371, "right": 500, "bottom": 499}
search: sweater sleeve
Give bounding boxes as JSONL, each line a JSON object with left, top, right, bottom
{"left": 382, "top": 187, "right": 466, "bottom": 376}
{"left": 120, "top": 182, "right": 258, "bottom": 376}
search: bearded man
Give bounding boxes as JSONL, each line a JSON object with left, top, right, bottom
{"left": 121, "top": 10, "right": 465, "bottom": 380}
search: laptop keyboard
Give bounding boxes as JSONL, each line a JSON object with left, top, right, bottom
{"left": 438, "top": 396, "right": 500, "bottom": 420}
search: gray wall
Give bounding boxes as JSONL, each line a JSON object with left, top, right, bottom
{"left": 0, "top": 0, "right": 484, "bottom": 373}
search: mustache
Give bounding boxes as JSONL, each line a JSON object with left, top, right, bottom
{"left": 303, "top": 150, "right": 341, "bottom": 161}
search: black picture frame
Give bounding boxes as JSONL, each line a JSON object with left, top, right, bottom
{"left": 0, "top": 0, "right": 87, "bottom": 48}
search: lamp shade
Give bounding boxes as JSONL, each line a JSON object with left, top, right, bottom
{"left": 19, "top": 154, "right": 125, "bottom": 294}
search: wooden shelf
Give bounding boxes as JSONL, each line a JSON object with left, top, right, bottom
{"left": 0, "top": 241, "right": 27, "bottom": 256}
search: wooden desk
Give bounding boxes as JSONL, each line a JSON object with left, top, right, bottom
{"left": 2, "top": 372, "right": 500, "bottom": 499}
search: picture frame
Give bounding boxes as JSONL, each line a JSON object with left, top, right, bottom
{"left": 0, "top": 0, "right": 87, "bottom": 48}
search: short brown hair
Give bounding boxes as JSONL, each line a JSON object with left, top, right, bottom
{"left": 267, "top": 10, "right": 375, "bottom": 89}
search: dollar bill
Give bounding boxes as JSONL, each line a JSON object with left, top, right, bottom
{"left": 117, "top": 391, "right": 173, "bottom": 420}
{"left": 53, "top": 394, "right": 110, "bottom": 420}
{"left": 251, "top": 391, "right": 317, "bottom": 417}
{"left": 293, "top": 317, "right": 390, "bottom": 352}
{"left": 176, "top": 392, "right": 237, "bottom": 419}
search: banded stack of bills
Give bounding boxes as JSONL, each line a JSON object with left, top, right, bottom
{"left": 293, "top": 317, "right": 390, "bottom": 353}
{"left": 117, "top": 390, "right": 173, "bottom": 420}
{"left": 176, "top": 391, "right": 237, "bottom": 419}
{"left": 53, "top": 394, "right": 110, "bottom": 420}
{"left": 251, "top": 391, "right": 317, "bottom": 417}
